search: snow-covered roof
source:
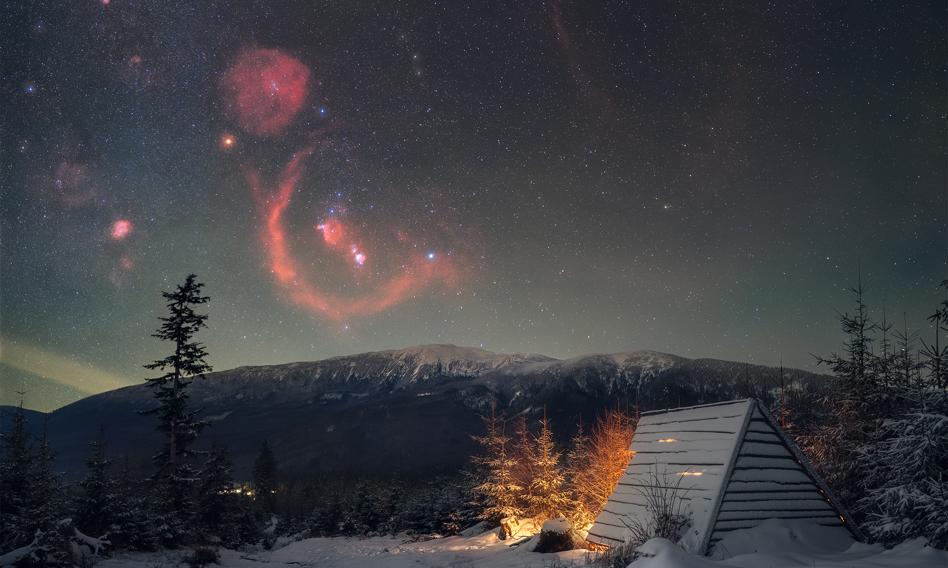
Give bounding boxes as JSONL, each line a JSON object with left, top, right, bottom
{"left": 587, "top": 399, "right": 861, "bottom": 555}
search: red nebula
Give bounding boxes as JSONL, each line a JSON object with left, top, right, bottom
{"left": 245, "top": 150, "right": 463, "bottom": 320}
{"left": 110, "top": 219, "right": 132, "bottom": 240}
{"left": 316, "top": 218, "right": 346, "bottom": 247}
{"left": 221, "top": 49, "right": 310, "bottom": 137}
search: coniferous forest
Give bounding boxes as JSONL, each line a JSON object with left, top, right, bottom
{"left": 1, "top": 275, "right": 945, "bottom": 566}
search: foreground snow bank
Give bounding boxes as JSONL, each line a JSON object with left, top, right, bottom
{"left": 98, "top": 519, "right": 946, "bottom": 568}
{"left": 631, "top": 519, "right": 947, "bottom": 568}
{"left": 99, "top": 530, "right": 586, "bottom": 568}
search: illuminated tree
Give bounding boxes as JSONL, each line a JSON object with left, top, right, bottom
{"left": 471, "top": 407, "right": 522, "bottom": 525}
{"left": 564, "top": 422, "right": 594, "bottom": 528}
{"left": 568, "top": 410, "right": 635, "bottom": 527}
{"left": 510, "top": 415, "right": 536, "bottom": 511}
{"left": 523, "top": 414, "right": 570, "bottom": 521}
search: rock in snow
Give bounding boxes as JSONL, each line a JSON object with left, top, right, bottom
{"left": 534, "top": 517, "right": 580, "bottom": 553}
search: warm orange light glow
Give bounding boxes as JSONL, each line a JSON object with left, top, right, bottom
{"left": 677, "top": 471, "right": 703, "bottom": 476}
{"left": 221, "top": 134, "right": 236, "bottom": 149}
{"left": 657, "top": 438, "right": 677, "bottom": 443}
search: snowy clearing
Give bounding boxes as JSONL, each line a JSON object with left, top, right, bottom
{"left": 96, "top": 520, "right": 946, "bottom": 568}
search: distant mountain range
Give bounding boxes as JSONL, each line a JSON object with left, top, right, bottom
{"left": 2, "top": 344, "right": 828, "bottom": 480}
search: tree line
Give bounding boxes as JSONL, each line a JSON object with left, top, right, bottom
{"left": 777, "top": 278, "right": 948, "bottom": 548}
{"left": 2, "top": 273, "right": 945, "bottom": 565}
{"left": 468, "top": 406, "right": 635, "bottom": 536}
{"left": 0, "top": 275, "right": 277, "bottom": 565}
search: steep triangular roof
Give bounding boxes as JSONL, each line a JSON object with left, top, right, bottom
{"left": 587, "top": 399, "right": 861, "bottom": 554}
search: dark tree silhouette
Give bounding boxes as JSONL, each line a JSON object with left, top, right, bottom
{"left": 75, "top": 430, "right": 119, "bottom": 538}
{"left": 143, "top": 273, "right": 212, "bottom": 544}
{"left": 197, "top": 444, "right": 241, "bottom": 546}
{"left": 253, "top": 440, "right": 277, "bottom": 518}
{"left": 0, "top": 401, "right": 33, "bottom": 551}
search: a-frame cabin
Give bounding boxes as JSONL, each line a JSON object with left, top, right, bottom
{"left": 587, "top": 399, "right": 862, "bottom": 555}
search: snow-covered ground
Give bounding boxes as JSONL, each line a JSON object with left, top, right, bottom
{"left": 98, "top": 530, "right": 586, "bottom": 568}
{"left": 98, "top": 520, "right": 946, "bottom": 568}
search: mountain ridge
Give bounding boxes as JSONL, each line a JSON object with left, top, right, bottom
{"left": 5, "top": 344, "right": 829, "bottom": 479}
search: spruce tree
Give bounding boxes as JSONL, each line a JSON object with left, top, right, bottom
{"left": 253, "top": 440, "right": 277, "bottom": 518}
{"left": 893, "top": 314, "right": 921, "bottom": 390}
{"left": 197, "top": 444, "right": 240, "bottom": 546}
{"left": 111, "top": 457, "right": 158, "bottom": 550}
{"left": 523, "top": 414, "right": 570, "bottom": 522}
{"left": 854, "top": 390, "right": 948, "bottom": 548}
{"left": 75, "top": 430, "right": 118, "bottom": 538}
{"left": 28, "top": 421, "right": 69, "bottom": 566}
{"left": 0, "top": 401, "right": 33, "bottom": 551}
{"left": 813, "top": 278, "right": 883, "bottom": 503}
{"left": 564, "top": 421, "right": 594, "bottom": 528}
{"left": 921, "top": 280, "right": 948, "bottom": 390}
{"left": 471, "top": 407, "right": 521, "bottom": 525}
{"left": 568, "top": 410, "right": 635, "bottom": 528}
{"left": 142, "top": 273, "right": 212, "bottom": 545}
{"left": 510, "top": 415, "right": 536, "bottom": 514}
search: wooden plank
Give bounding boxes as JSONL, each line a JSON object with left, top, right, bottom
{"left": 734, "top": 454, "right": 802, "bottom": 468}
{"left": 722, "top": 490, "right": 825, "bottom": 502}
{"left": 719, "top": 498, "right": 833, "bottom": 511}
{"left": 730, "top": 468, "right": 810, "bottom": 483}
{"left": 718, "top": 508, "right": 836, "bottom": 520}
{"left": 642, "top": 412, "right": 747, "bottom": 428}
{"left": 742, "top": 432, "right": 782, "bottom": 443}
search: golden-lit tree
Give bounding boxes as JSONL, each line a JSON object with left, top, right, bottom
{"left": 564, "top": 422, "right": 595, "bottom": 528}
{"left": 510, "top": 415, "right": 536, "bottom": 504}
{"left": 522, "top": 414, "right": 571, "bottom": 521}
{"left": 471, "top": 406, "right": 522, "bottom": 524}
{"left": 568, "top": 409, "right": 636, "bottom": 527}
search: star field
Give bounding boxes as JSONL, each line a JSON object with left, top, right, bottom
{"left": 2, "top": 1, "right": 945, "bottom": 411}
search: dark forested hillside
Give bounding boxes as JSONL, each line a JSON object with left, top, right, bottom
{"left": 25, "top": 345, "right": 827, "bottom": 480}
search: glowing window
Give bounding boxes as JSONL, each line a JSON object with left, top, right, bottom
{"left": 657, "top": 438, "right": 677, "bottom": 443}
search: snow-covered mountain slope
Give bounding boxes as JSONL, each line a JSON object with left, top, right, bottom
{"left": 33, "top": 345, "right": 828, "bottom": 479}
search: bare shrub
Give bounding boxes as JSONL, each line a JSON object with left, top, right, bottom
{"left": 588, "top": 540, "right": 639, "bottom": 568}
{"left": 620, "top": 466, "right": 690, "bottom": 545}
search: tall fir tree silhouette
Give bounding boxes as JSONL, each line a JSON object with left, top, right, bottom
{"left": 143, "top": 273, "right": 212, "bottom": 545}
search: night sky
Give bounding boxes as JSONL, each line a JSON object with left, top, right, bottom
{"left": 3, "top": 2, "right": 945, "bottom": 412}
